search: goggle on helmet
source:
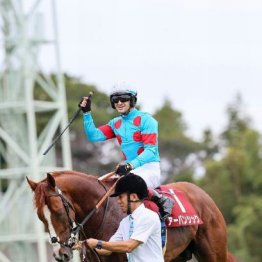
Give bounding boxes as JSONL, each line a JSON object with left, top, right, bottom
{"left": 110, "top": 88, "right": 137, "bottom": 109}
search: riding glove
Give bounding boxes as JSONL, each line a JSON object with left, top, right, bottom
{"left": 79, "top": 97, "right": 91, "bottom": 113}
{"left": 115, "top": 163, "right": 133, "bottom": 176}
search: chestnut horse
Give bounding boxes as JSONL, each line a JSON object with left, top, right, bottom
{"left": 27, "top": 170, "right": 233, "bottom": 262}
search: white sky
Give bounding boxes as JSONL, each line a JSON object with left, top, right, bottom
{"left": 41, "top": 0, "right": 262, "bottom": 140}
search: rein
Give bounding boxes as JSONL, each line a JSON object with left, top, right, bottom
{"left": 74, "top": 177, "right": 119, "bottom": 237}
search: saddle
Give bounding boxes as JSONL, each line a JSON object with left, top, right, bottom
{"left": 145, "top": 185, "right": 203, "bottom": 228}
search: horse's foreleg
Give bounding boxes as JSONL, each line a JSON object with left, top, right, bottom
{"left": 164, "top": 226, "right": 197, "bottom": 262}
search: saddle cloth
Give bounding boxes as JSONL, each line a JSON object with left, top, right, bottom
{"left": 144, "top": 185, "right": 203, "bottom": 228}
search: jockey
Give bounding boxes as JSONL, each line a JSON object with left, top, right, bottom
{"left": 79, "top": 84, "right": 174, "bottom": 219}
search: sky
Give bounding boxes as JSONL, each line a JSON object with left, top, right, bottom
{"left": 40, "top": 0, "right": 262, "bottom": 140}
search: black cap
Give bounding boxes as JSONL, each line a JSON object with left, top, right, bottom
{"left": 110, "top": 173, "right": 148, "bottom": 200}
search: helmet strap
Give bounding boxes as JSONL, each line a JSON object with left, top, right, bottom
{"left": 127, "top": 193, "right": 142, "bottom": 214}
{"left": 129, "top": 200, "right": 141, "bottom": 203}
{"left": 127, "top": 193, "right": 132, "bottom": 215}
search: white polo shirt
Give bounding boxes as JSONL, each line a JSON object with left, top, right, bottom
{"left": 110, "top": 203, "right": 164, "bottom": 262}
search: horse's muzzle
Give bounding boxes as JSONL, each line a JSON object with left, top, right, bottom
{"left": 53, "top": 247, "right": 73, "bottom": 262}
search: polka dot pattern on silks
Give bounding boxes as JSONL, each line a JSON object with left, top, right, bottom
{"left": 114, "top": 119, "right": 122, "bottom": 129}
{"left": 133, "top": 116, "right": 141, "bottom": 126}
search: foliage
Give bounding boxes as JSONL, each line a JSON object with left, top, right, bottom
{"left": 197, "top": 95, "right": 262, "bottom": 262}
{"left": 153, "top": 99, "right": 205, "bottom": 181}
{"left": 34, "top": 73, "right": 117, "bottom": 134}
{"left": 64, "top": 74, "right": 117, "bottom": 129}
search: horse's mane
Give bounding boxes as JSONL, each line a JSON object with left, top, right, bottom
{"left": 50, "top": 170, "right": 98, "bottom": 179}
{"left": 33, "top": 170, "right": 115, "bottom": 210}
{"left": 50, "top": 170, "right": 118, "bottom": 185}
{"left": 34, "top": 181, "right": 48, "bottom": 210}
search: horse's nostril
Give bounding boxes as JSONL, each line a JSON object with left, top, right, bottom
{"left": 54, "top": 257, "right": 63, "bottom": 262}
{"left": 63, "top": 253, "right": 70, "bottom": 261}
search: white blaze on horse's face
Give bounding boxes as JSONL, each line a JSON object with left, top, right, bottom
{"left": 43, "top": 205, "right": 61, "bottom": 256}
{"left": 42, "top": 202, "right": 73, "bottom": 262}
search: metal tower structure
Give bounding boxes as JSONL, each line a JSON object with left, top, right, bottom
{"left": 0, "top": 0, "right": 72, "bottom": 261}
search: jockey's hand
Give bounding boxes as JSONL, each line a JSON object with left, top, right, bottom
{"left": 79, "top": 96, "right": 91, "bottom": 113}
{"left": 115, "top": 163, "right": 133, "bottom": 176}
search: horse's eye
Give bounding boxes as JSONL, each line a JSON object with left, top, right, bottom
{"left": 49, "top": 199, "right": 63, "bottom": 212}
{"left": 50, "top": 206, "right": 63, "bottom": 216}
{"left": 56, "top": 210, "right": 65, "bottom": 219}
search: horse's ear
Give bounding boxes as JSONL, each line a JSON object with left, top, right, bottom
{"left": 26, "top": 177, "right": 38, "bottom": 191}
{"left": 47, "top": 173, "right": 56, "bottom": 188}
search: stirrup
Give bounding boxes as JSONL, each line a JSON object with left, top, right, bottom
{"left": 151, "top": 190, "right": 174, "bottom": 219}
{"left": 159, "top": 196, "right": 174, "bottom": 219}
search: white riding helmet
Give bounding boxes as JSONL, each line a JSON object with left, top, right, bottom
{"left": 109, "top": 84, "right": 137, "bottom": 109}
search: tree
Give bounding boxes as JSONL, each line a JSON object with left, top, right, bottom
{"left": 153, "top": 99, "right": 205, "bottom": 182}
{"left": 197, "top": 95, "right": 262, "bottom": 261}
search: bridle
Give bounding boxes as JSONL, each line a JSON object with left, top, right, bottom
{"left": 46, "top": 179, "right": 109, "bottom": 251}
{"left": 47, "top": 187, "right": 79, "bottom": 248}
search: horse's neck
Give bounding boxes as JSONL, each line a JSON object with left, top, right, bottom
{"left": 64, "top": 175, "right": 112, "bottom": 219}
{"left": 65, "top": 176, "right": 123, "bottom": 238}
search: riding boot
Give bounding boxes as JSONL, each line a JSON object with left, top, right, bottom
{"left": 150, "top": 189, "right": 174, "bottom": 220}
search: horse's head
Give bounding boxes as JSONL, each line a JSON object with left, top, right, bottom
{"left": 27, "top": 173, "right": 77, "bottom": 262}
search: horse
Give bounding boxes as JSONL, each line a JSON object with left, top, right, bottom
{"left": 27, "top": 170, "right": 233, "bottom": 262}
